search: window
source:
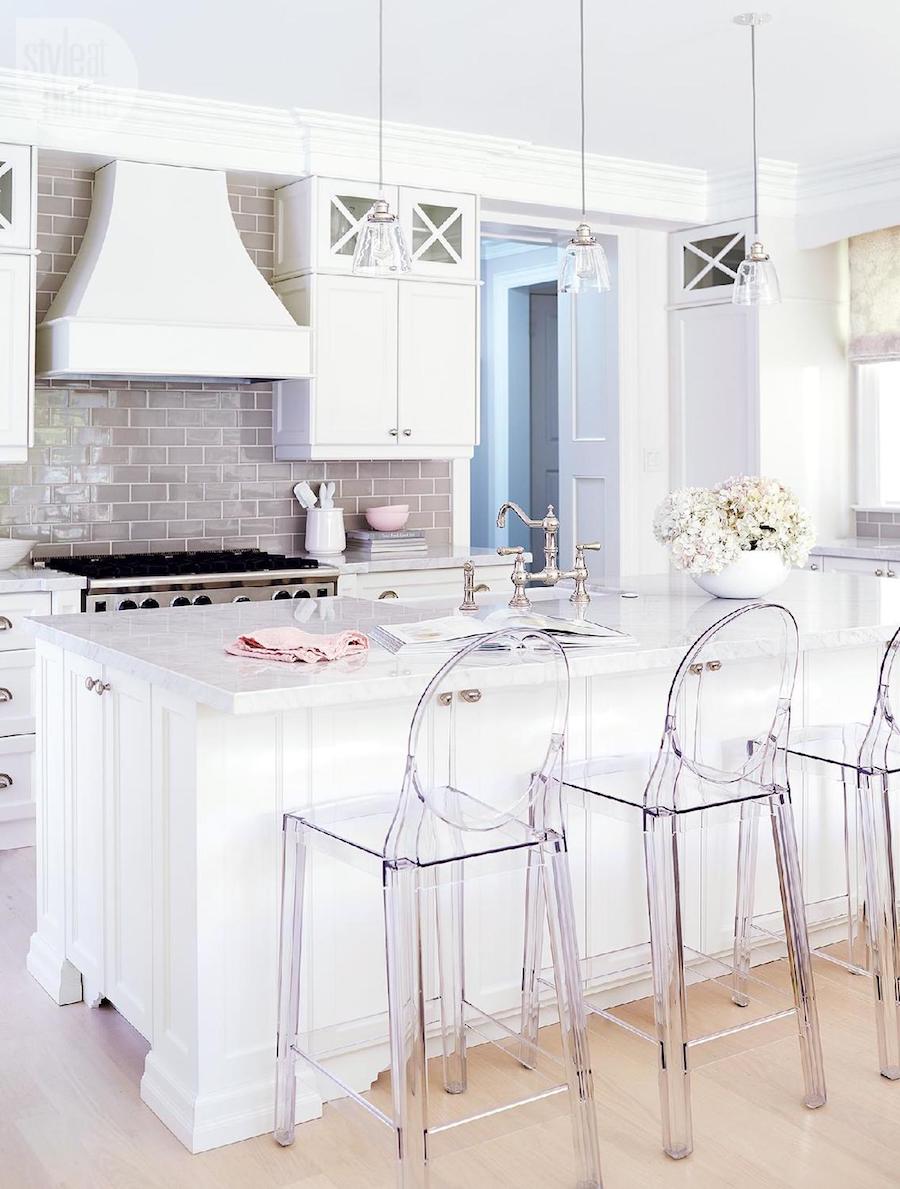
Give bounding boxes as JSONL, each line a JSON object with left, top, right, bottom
{"left": 857, "top": 361, "right": 900, "bottom": 505}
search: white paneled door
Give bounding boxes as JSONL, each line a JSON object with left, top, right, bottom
{"left": 557, "top": 288, "right": 620, "bottom": 584}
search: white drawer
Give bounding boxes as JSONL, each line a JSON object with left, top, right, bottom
{"left": 0, "top": 733, "right": 34, "bottom": 824}
{"left": 0, "top": 651, "right": 34, "bottom": 736}
{"left": 353, "top": 568, "right": 510, "bottom": 602}
{"left": 0, "top": 591, "right": 52, "bottom": 651}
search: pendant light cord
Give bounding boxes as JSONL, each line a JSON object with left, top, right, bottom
{"left": 579, "top": 0, "right": 586, "bottom": 218}
{"left": 378, "top": 0, "right": 384, "bottom": 194}
{"left": 750, "top": 21, "right": 759, "bottom": 238}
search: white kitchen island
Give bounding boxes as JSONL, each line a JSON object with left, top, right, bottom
{"left": 24, "top": 572, "right": 900, "bottom": 1153}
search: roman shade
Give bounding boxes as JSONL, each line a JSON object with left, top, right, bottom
{"left": 849, "top": 227, "right": 900, "bottom": 362}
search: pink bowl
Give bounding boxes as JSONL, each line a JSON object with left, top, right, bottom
{"left": 365, "top": 504, "right": 410, "bottom": 532}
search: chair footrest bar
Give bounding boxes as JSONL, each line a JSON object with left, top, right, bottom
{"left": 426, "top": 1084, "right": 569, "bottom": 1136}
{"left": 291, "top": 1043, "right": 395, "bottom": 1131}
{"left": 686, "top": 1006, "right": 797, "bottom": 1048}
{"left": 462, "top": 997, "right": 565, "bottom": 1073}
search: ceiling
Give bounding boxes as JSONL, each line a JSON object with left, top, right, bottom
{"left": 3, "top": 0, "right": 898, "bottom": 172}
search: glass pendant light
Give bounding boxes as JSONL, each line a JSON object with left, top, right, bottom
{"left": 559, "top": 0, "right": 611, "bottom": 296}
{"left": 732, "top": 12, "right": 781, "bottom": 306}
{"left": 353, "top": 0, "right": 411, "bottom": 275}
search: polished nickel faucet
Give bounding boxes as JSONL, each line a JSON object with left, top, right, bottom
{"left": 495, "top": 500, "right": 601, "bottom": 611}
{"left": 496, "top": 501, "right": 561, "bottom": 584}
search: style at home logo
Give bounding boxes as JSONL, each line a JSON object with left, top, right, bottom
{"left": 15, "top": 19, "right": 138, "bottom": 125}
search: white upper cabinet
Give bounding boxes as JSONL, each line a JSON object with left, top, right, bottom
{"left": 0, "top": 254, "right": 34, "bottom": 459}
{"left": 398, "top": 282, "right": 477, "bottom": 447}
{"left": 668, "top": 219, "right": 750, "bottom": 308}
{"left": 398, "top": 187, "right": 477, "bottom": 280}
{"left": 274, "top": 176, "right": 477, "bottom": 281}
{"left": 314, "top": 274, "right": 399, "bottom": 447}
{"left": 0, "top": 144, "right": 35, "bottom": 252}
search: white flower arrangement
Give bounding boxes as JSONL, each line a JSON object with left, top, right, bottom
{"left": 653, "top": 476, "right": 815, "bottom": 576}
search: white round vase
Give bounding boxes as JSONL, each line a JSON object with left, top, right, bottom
{"left": 691, "top": 550, "right": 790, "bottom": 600}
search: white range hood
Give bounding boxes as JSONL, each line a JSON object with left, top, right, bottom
{"left": 35, "top": 160, "right": 310, "bottom": 382}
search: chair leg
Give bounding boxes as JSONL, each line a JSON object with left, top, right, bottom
{"left": 433, "top": 859, "right": 467, "bottom": 1094}
{"left": 769, "top": 791, "right": 827, "bottom": 1107}
{"left": 644, "top": 811, "right": 692, "bottom": 1160}
{"left": 843, "top": 769, "right": 868, "bottom": 973}
{"left": 542, "top": 837, "right": 604, "bottom": 1189}
{"left": 519, "top": 846, "right": 545, "bottom": 1068}
{"left": 732, "top": 800, "right": 761, "bottom": 1007}
{"left": 275, "top": 816, "right": 308, "bottom": 1146}
{"left": 384, "top": 861, "right": 430, "bottom": 1189}
{"left": 857, "top": 772, "right": 900, "bottom": 1078}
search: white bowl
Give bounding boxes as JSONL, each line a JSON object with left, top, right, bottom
{"left": 691, "top": 550, "right": 789, "bottom": 599}
{"left": 365, "top": 504, "right": 410, "bottom": 532}
{"left": 0, "top": 538, "right": 33, "bottom": 570}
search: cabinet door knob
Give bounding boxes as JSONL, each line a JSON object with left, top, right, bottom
{"left": 0, "top": 773, "right": 12, "bottom": 789}
{"left": 459, "top": 689, "right": 482, "bottom": 703}
{"left": 95, "top": 681, "right": 111, "bottom": 696}
{"left": 84, "top": 676, "right": 96, "bottom": 691}
{"left": 388, "top": 429, "right": 399, "bottom": 437}
{"left": 0, "top": 616, "right": 12, "bottom": 631}
{"left": 876, "top": 568, "right": 885, "bottom": 576}
{"left": 890, "top": 571, "right": 897, "bottom": 579}
{"left": 809, "top": 563, "right": 818, "bottom": 571}
{"left": 0, "top": 688, "right": 13, "bottom": 703}
{"left": 378, "top": 590, "right": 399, "bottom": 600}
{"left": 705, "top": 660, "right": 722, "bottom": 672}
{"left": 401, "top": 428, "right": 412, "bottom": 437}
{"left": 688, "top": 662, "right": 704, "bottom": 676}
{"left": 437, "top": 691, "right": 453, "bottom": 707}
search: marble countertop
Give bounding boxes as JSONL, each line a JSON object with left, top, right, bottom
{"left": 811, "top": 538, "right": 900, "bottom": 560}
{"left": 0, "top": 565, "right": 85, "bottom": 593}
{"left": 304, "top": 545, "right": 525, "bottom": 575}
{"left": 25, "top": 571, "right": 900, "bottom": 716}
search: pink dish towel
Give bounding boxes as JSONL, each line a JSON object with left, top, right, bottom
{"left": 225, "top": 626, "right": 369, "bottom": 665}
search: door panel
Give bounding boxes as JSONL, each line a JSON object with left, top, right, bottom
{"left": 0, "top": 253, "right": 32, "bottom": 452}
{"left": 314, "top": 274, "right": 398, "bottom": 447}
{"left": 529, "top": 292, "right": 559, "bottom": 561}
{"left": 398, "top": 282, "right": 476, "bottom": 447}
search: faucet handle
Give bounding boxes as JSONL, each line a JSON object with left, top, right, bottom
{"left": 497, "top": 546, "right": 531, "bottom": 610}
{"left": 497, "top": 546, "right": 524, "bottom": 556}
{"left": 576, "top": 542, "right": 602, "bottom": 554}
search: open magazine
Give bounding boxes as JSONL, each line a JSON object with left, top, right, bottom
{"left": 371, "top": 608, "right": 635, "bottom": 654}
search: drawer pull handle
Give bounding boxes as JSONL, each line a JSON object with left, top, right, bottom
{"left": 378, "top": 590, "right": 399, "bottom": 600}
{"left": 438, "top": 691, "right": 453, "bottom": 707}
{"left": 0, "top": 688, "right": 12, "bottom": 703}
{"left": 474, "top": 584, "right": 490, "bottom": 593}
{"left": 459, "top": 689, "right": 482, "bottom": 704}
{"left": 0, "top": 773, "right": 13, "bottom": 789}
{"left": 0, "top": 616, "right": 12, "bottom": 631}
{"left": 84, "top": 677, "right": 96, "bottom": 691}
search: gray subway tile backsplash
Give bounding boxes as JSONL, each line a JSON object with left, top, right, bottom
{"left": 8, "top": 163, "right": 453, "bottom": 559}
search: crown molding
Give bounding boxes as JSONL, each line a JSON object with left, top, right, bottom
{"left": 3, "top": 67, "right": 900, "bottom": 240}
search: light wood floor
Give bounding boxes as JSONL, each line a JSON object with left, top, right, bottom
{"left": 2, "top": 845, "right": 898, "bottom": 1189}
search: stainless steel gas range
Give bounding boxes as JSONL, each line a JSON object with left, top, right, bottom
{"left": 41, "top": 549, "right": 340, "bottom": 613}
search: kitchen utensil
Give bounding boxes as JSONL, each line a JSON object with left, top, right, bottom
{"left": 365, "top": 504, "right": 410, "bottom": 532}
{"left": 323, "top": 481, "right": 336, "bottom": 508}
{"left": 305, "top": 507, "right": 346, "bottom": 556}
{"left": 293, "top": 481, "right": 317, "bottom": 510}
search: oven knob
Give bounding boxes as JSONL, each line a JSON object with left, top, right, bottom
{"left": 193, "top": 595, "right": 212, "bottom": 606}
{"left": 118, "top": 599, "right": 138, "bottom": 611}
{"left": 140, "top": 597, "right": 159, "bottom": 609}
{"left": 294, "top": 590, "right": 310, "bottom": 598}
{"left": 272, "top": 589, "right": 292, "bottom": 600}
{"left": 172, "top": 596, "right": 191, "bottom": 607}
{"left": 233, "top": 595, "right": 251, "bottom": 603}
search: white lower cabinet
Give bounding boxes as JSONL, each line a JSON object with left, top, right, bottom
{"left": 816, "top": 553, "right": 899, "bottom": 578}
{"left": 63, "top": 652, "right": 152, "bottom": 1036}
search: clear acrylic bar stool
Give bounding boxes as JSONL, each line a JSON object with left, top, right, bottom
{"left": 545, "top": 603, "right": 826, "bottom": 1160}
{"left": 737, "top": 624, "right": 900, "bottom": 1080}
{"left": 274, "top": 627, "right": 603, "bottom": 1189}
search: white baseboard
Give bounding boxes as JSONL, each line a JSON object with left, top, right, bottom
{"left": 26, "top": 931, "right": 83, "bottom": 1005}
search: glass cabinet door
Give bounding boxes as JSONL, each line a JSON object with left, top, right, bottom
{"left": 316, "top": 179, "right": 399, "bottom": 272}
{"left": 0, "top": 144, "right": 34, "bottom": 252}
{"left": 398, "top": 187, "right": 477, "bottom": 279}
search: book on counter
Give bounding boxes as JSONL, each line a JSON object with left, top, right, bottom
{"left": 345, "top": 529, "right": 428, "bottom": 556}
{"left": 371, "top": 609, "right": 635, "bottom": 655}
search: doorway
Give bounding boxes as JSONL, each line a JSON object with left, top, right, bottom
{"left": 471, "top": 230, "right": 620, "bottom": 583}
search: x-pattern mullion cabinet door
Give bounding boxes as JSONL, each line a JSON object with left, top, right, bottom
{"left": 0, "top": 144, "right": 34, "bottom": 251}
{"left": 398, "top": 187, "right": 477, "bottom": 280}
{"left": 316, "top": 179, "right": 400, "bottom": 273}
